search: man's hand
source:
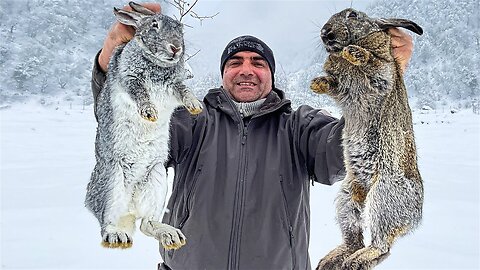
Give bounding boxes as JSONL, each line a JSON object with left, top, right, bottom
{"left": 98, "top": 3, "right": 161, "bottom": 72}
{"left": 389, "top": 28, "right": 413, "bottom": 74}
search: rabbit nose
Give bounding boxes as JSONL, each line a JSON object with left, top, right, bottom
{"left": 321, "top": 28, "right": 336, "bottom": 42}
{"left": 170, "top": 44, "right": 181, "bottom": 54}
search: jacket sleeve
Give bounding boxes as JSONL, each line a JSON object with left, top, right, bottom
{"left": 91, "top": 50, "right": 106, "bottom": 120}
{"left": 166, "top": 108, "right": 198, "bottom": 167}
{"left": 294, "top": 105, "right": 345, "bottom": 185}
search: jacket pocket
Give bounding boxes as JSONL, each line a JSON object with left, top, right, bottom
{"left": 166, "top": 165, "right": 203, "bottom": 261}
{"left": 279, "top": 175, "right": 296, "bottom": 269}
{"left": 178, "top": 165, "right": 203, "bottom": 229}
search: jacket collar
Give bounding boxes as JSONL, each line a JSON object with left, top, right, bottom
{"left": 204, "top": 87, "right": 292, "bottom": 118}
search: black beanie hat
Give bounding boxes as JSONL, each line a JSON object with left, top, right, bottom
{"left": 220, "top": 35, "right": 276, "bottom": 83}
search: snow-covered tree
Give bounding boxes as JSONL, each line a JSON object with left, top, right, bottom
{"left": 0, "top": 0, "right": 120, "bottom": 105}
{"left": 0, "top": 0, "right": 477, "bottom": 111}
{"left": 367, "top": 0, "right": 479, "bottom": 109}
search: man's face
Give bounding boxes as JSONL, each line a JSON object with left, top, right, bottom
{"left": 222, "top": 51, "right": 273, "bottom": 102}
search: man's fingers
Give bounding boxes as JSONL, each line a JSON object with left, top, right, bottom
{"left": 388, "top": 28, "right": 414, "bottom": 73}
{"left": 113, "top": 2, "right": 161, "bottom": 42}
{"left": 388, "top": 27, "right": 405, "bottom": 37}
{"left": 110, "top": 22, "right": 135, "bottom": 43}
{"left": 389, "top": 28, "right": 413, "bottom": 48}
{"left": 390, "top": 28, "right": 413, "bottom": 58}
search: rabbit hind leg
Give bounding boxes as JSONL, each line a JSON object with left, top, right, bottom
{"left": 102, "top": 214, "right": 136, "bottom": 248}
{"left": 340, "top": 245, "right": 390, "bottom": 270}
{"left": 369, "top": 175, "right": 422, "bottom": 248}
{"left": 342, "top": 176, "right": 417, "bottom": 270}
{"left": 140, "top": 219, "right": 187, "bottom": 250}
{"left": 136, "top": 165, "right": 186, "bottom": 250}
{"left": 340, "top": 225, "right": 409, "bottom": 270}
{"left": 100, "top": 162, "right": 136, "bottom": 248}
{"left": 317, "top": 176, "right": 365, "bottom": 270}
{"left": 134, "top": 164, "right": 169, "bottom": 222}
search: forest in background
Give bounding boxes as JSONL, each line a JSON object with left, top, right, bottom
{"left": 0, "top": 0, "right": 478, "bottom": 110}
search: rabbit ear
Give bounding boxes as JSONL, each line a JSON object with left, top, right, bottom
{"left": 113, "top": 7, "right": 145, "bottom": 28}
{"left": 376, "top": 18, "right": 423, "bottom": 35}
{"left": 129, "top": 2, "right": 156, "bottom": 16}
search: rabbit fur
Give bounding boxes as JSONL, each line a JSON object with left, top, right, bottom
{"left": 85, "top": 2, "right": 202, "bottom": 250}
{"left": 310, "top": 8, "right": 424, "bottom": 270}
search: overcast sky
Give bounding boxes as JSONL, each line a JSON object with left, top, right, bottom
{"left": 161, "top": 0, "right": 374, "bottom": 75}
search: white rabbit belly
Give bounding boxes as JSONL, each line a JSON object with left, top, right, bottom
{"left": 108, "top": 84, "right": 178, "bottom": 189}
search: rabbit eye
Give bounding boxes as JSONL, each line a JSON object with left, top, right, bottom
{"left": 347, "top": 11, "right": 358, "bottom": 19}
{"left": 152, "top": 20, "right": 159, "bottom": 28}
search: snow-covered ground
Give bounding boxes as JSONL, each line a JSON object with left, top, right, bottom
{"left": 1, "top": 102, "right": 479, "bottom": 269}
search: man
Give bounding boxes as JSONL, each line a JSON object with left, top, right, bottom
{"left": 91, "top": 3, "right": 414, "bottom": 270}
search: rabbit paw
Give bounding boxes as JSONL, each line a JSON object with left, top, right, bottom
{"left": 140, "top": 220, "right": 187, "bottom": 250}
{"left": 183, "top": 98, "right": 203, "bottom": 115}
{"left": 316, "top": 244, "right": 359, "bottom": 270}
{"left": 311, "top": 76, "right": 336, "bottom": 94}
{"left": 140, "top": 103, "right": 158, "bottom": 122}
{"left": 341, "top": 247, "right": 389, "bottom": 270}
{"left": 159, "top": 225, "right": 187, "bottom": 250}
{"left": 341, "top": 45, "right": 370, "bottom": 66}
{"left": 101, "top": 231, "right": 133, "bottom": 249}
{"left": 100, "top": 215, "right": 135, "bottom": 248}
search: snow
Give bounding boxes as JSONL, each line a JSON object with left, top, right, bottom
{"left": 1, "top": 103, "right": 479, "bottom": 269}
{"left": 1, "top": 0, "right": 478, "bottom": 268}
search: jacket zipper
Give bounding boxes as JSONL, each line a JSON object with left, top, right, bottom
{"left": 228, "top": 120, "right": 249, "bottom": 270}
{"left": 280, "top": 176, "right": 297, "bottom": 269}
{"left": 222, "top": 91, "right": 288, "bottom": 270}
{"left": 224, "top": 94, "right": 250, "bottom": 270}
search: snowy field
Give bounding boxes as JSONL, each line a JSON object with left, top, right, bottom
{"left": 1, "top": 102, "right": 479, "bottom": 270}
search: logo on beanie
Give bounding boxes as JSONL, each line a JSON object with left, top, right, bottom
{"left": 220, "top": 35, "right": 276, "bottom": 84}
{"left": 226, "top": 41, "right": 265, "bottom": 55}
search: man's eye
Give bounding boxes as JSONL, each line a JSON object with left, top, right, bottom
{"left": 254, "top": 62, "right": 266, "bottom": 67}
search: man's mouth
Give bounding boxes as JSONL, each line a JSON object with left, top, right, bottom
{"left": 237, "top": 82, "right": 256, "bottom": 86}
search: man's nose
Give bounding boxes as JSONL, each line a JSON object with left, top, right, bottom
{"left": 239, "top": 63, "right": 254, "bottom": 76}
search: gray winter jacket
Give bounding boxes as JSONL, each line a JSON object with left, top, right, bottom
{"left": 91, "top": 54, "right": 345, "bottom": 270}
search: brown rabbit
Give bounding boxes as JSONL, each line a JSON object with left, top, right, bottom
{"left": 310, "top": 8, "right": 424, "bottom": 270}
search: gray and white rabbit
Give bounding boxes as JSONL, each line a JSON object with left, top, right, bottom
{"left": 85, "top": 2, "right": 202, "bottom": 249}
{"left": 310, "top": 8, "right": 424, "bottom": 270}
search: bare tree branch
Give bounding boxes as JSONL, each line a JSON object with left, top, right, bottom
{"left": 166, "top": 0, "right": 218, "bottom": 23}
{"left": 189, "top": 10, "right": 219, "bottom": 25}
{"left": 179, "top": 0, "right": 198, "bottom": 22}
{"left": 185, "top": 49, "right": 201, "bottom": 62}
